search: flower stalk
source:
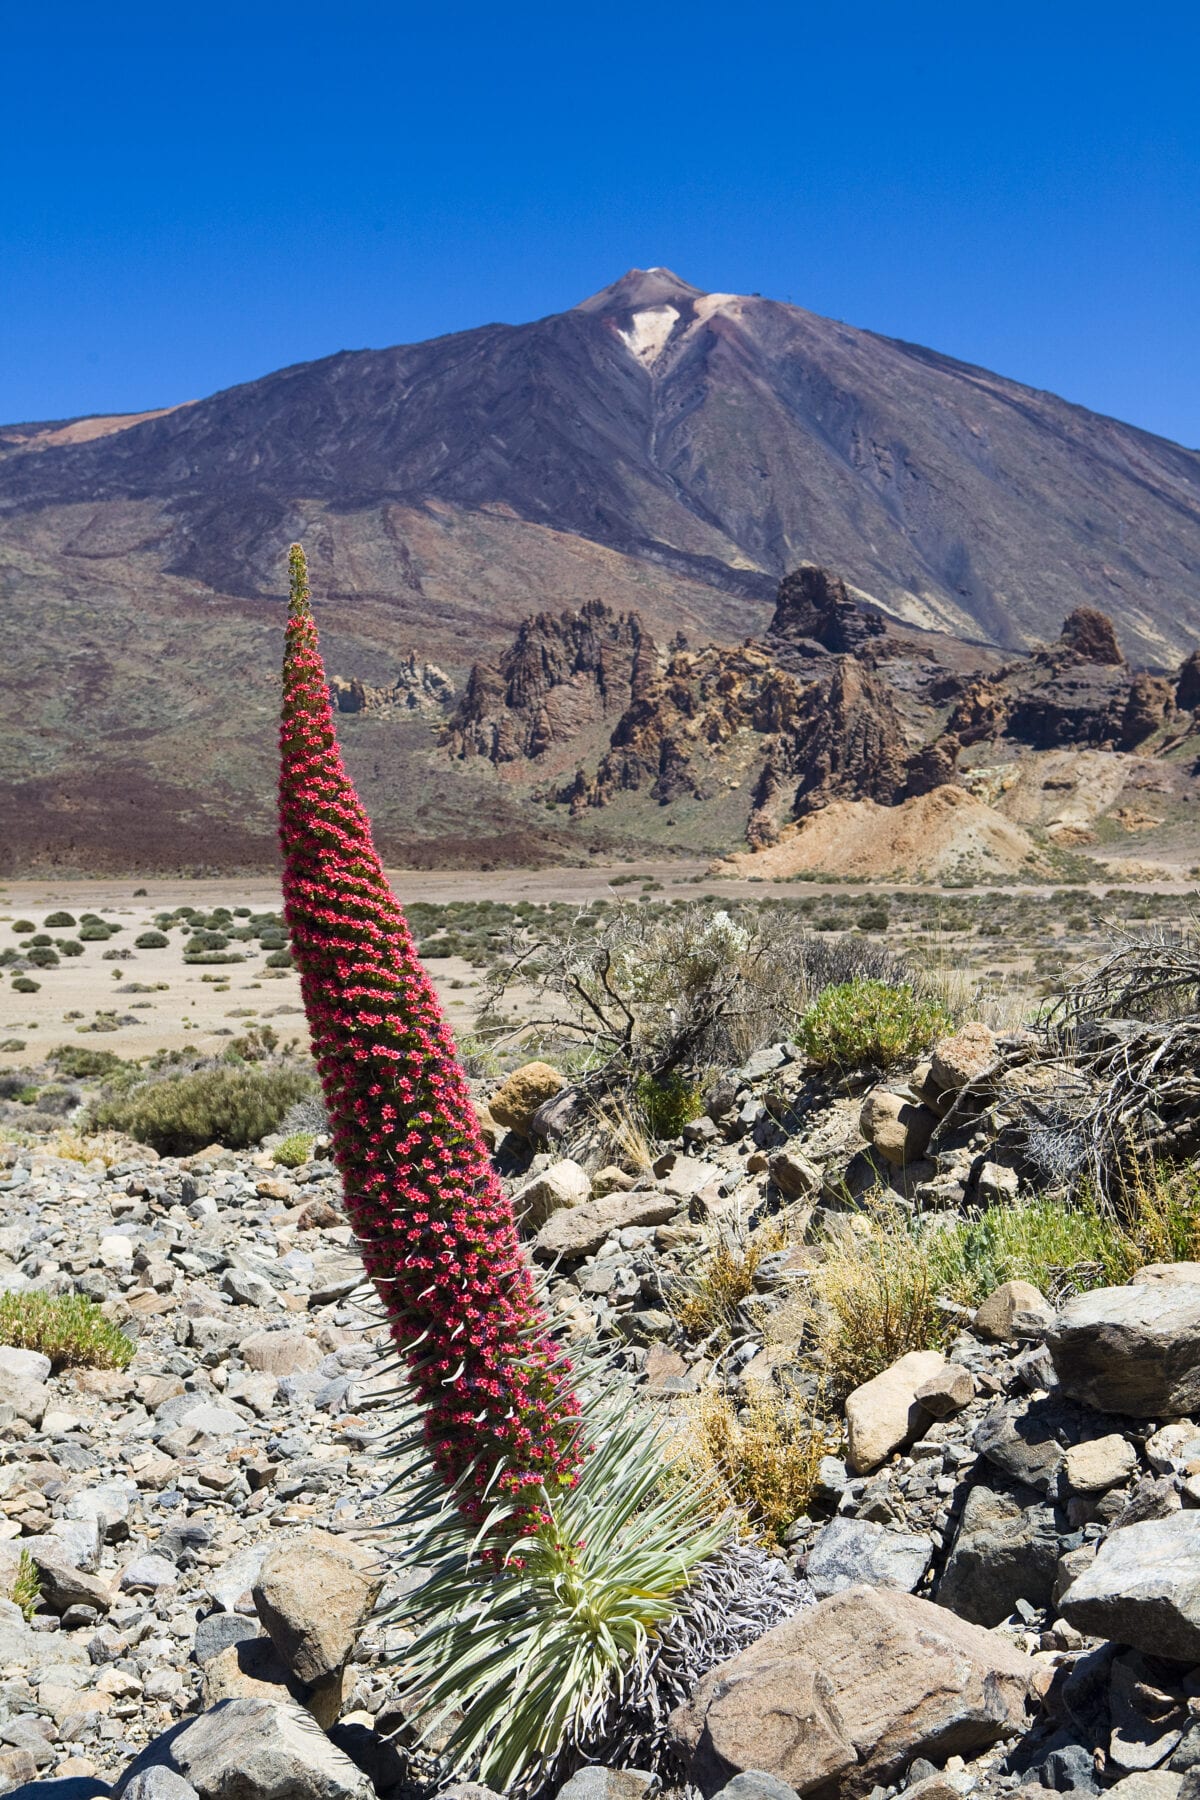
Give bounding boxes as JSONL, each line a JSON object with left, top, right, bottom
{"left": 278, "top": 543, "right": 581, "bottom": 1529}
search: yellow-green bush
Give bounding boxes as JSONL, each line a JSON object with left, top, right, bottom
{"left": 89, "top": 1064, "right": 312, "bottom": 1155}
{"left": 0, "top": 1292, "right": 134, "bottom": 1370}
{"left": 799, "top": 979, "right": 951, "bottom": 1071}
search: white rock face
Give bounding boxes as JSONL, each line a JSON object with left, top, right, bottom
{"left": 618, "top": 305, "right": 679, "bottom": 367}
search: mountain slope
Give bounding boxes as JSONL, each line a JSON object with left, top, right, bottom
{"left": 3, "top": 267, "right": 1200, "bottom": 873}
{"left": 3, "top": 267, "right": 1199, "bottom": 660}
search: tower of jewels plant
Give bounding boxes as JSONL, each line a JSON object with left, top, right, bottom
{"left": 278, "top": 545, "right": 733, "bottom": 1788}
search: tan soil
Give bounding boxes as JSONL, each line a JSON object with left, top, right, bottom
{"left": 712, "top": 787, "right": 1051, "bottom": 881}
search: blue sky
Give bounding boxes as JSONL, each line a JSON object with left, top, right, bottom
{"left": 3, "top": 1, "right": 1198, "bottom": 443}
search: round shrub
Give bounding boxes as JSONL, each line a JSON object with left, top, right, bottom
{"left": 12, "top": 977, "right": 39, "bottom": 993}
{"left": 135, "top": 931, "right": 169, "bottom": 949}
{"left": 43, "top": 912, "right": 76, "bottom": 928}
{"left": 51, "top": 1045, "right": 128, "bottom": 1078}
{"left": 24, "top": 947, "right": 59, "bottom": 969}
{"left": 28, "top": 934, "right": 52, "bottom": 947}
{"left": 265, "top": 949, "right": 294, "bottom": 969}
{"left": 799, "top": 979, "right": 952, "bottom": 1071}
{"left": 271, "top": 1130, "right": 315, "bottom": 1169}
{"left": 78, "top": 922, "right": 112, "bottom": 942}
{"left": 186, "top": 930, "right": 229, "bottom": 952}
{"left": 89, "top": 1064, "right": 314, "bottom": 1155}
{"left": 56, "top": 938, "right": 84, "bottom": 956}
{"left": 11, "top": 921, "right": 34, "bottom": 934}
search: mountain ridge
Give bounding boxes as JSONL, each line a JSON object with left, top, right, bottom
{"left": 3, "top": 266, "right": 1200, "bottom": 873}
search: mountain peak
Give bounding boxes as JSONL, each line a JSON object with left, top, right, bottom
{"left": 574, "top": 267, "right": 708, "bottom": 315}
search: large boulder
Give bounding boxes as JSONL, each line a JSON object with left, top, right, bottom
{"left": 669, "top": 1584, "right": 1033, "bottom": 1797}
{"left": 488, "top": 1062, "right": 564, "bottom": 1136}
{"left": 1058, "top": 1514, "right": 1200, "bottom": 1661}
{"left": 512, "top": 1159, "right": 590, "bottom": 1228}
{"left": 1046, "top": 1282, "right": 1200, "bottom": 1416}
{"left": 113, "top": 1697, "right": 375, "bottom": 1800}
{"left": 533, "top": 1189, "right": 677, "bottom": 1260}
{"left": 253, "top": 1540, "right": 382, "bottom": 1688}
{"left": 858, "top": 1090, "right": 937, "bottom": 1168}
{"left": 929, "top": 1024, "right": 998, "bottom": 1093}
{"left": 844, "top": 1351, "right": 947, "bottom": 1474}
{"left": 935, "top": 1484, "right": 1060, "bottom": 1627}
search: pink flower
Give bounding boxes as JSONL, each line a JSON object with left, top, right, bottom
{"left": 278, "top": 545, "right": 581, "bottom": 1534}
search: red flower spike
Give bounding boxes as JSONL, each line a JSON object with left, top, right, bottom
{"left": 278, "top": 544, "right": 581, "bottom": 1532}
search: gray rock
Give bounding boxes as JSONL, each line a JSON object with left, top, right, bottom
{"left": 0, "top": 1345, "right": 52, "bottom": 1384}
{"left": 0, "top": 1376, "right": 48, "bottom": 1427}
{"left": 29, "top": 1549, "right": 112, "bottom": 1615}
{"left": 973, "top": 1280, "right": 1054, "bottom": 1344}
{"left": 555, "top": 1772, "right": 657, "bottom": 1800}
{"left": 1109, "top": 1777, "right": 1185, "bottom": 1800}
{"left": 668, "top": 1583, "right": 1032, "bottom": 1796}
{"left": 936, "top": 1483, "right": 1060, "bottom": 1627}
{"left": 1059, "top": 1513, "right": 1200, "bottom": 1660}
{"left": 1047, "top": 1282, "right": 1200, "bottom": 1417}
{"left": 804, "top": 1517, "right": 933, "bottom": 1600}
{"left": 122, "top": 1772, "right": 201, "bottom": 1800}
{"left": 119, "top": 1554, "right": 179, "bottom": 1594}
{"left": 114, "top": 1697, "right": 375, "bottom": 1800}
{"left": 710, "top": 1778, "right": 801, "bottom": 1800}
{"left": 974, "top": 1394, "right": 1084, "bottom": 1494}
{"left": 512, "top": 1159, "right": 591, "bottom": 1229}
{"left": 533, "top": 1190, "right": 677, "bottom": 1261}
{"left": 193, "top": 1613, "right": 261, "bottom": 1667}
{"left": 252, "top": 1541, "right": 381, "bottom": 1685}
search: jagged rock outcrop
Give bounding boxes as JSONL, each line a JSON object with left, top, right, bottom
{"left": 329, "top": 652, "right": 454, "bottom": 715}
{"left": 573, "top": 644, "right": 812, "bottom": 812}
{"left": 1057, "top": 606, "right": 1126, "bottom": 666}
{"left": 444, "top": 601, "right": 654, "bottom": 765}
{"left": 766, "top": 564, "right": 889, "bottom": 662}
{"left": 1177, "top": 650, "right": 1200, "bottom": 713}
{"left": 978, "top": 607, "right": 1172, "bottom": 752}
{"left": 768, "top": 659, "right": 913, "bottom": 819}
{"left": 441, "top": 572, "right": 1195, "bottom": 859}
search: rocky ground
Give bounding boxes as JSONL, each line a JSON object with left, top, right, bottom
{"left": 3, "top": 1013, "right": 1200, "bottom": 1800}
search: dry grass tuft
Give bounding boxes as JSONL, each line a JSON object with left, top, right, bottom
{"left": 686, "top": 1380, "right": 832, "bottom": 1544}
{"left": 676, "top": 1220, "right": 789, "bottom": 1343}
{"left": 816, "top": 1203, "right": 948, "bottom": 1398}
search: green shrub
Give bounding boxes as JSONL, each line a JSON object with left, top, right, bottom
{"left": 12, "top": 977, "right": 39, "bottom": 993}
{"left": 51, "top": 1045, "right": 129, "bottom": 1078}
{"left": 799, "top": 979, "right": 951, "bottom": 1070}
{"left": 266, "top": 949, "right": 294, "bottom": 969}
{"left": 28, "top": 933, "right": 52, "bottom": 947}
{"left": 186, "top": 929, "right": 229, "bottom": 951}
{"left": 185, "top": 951, "right": 244, "bottom": 965}
{"left": 226, "top": 1024, "right": 279, "bottom": 1062}
{"left": 135, "top": 931, "right": 169, "bottom": 949}
{"left": 56, "top": 939, "right": 84, "bottom": 957}
{"left": 272, "top": 1131, "right": 315, "bottom": 1168}
{"left": 12, "top": 1550, "right": 40, "bottom": 1621}
{"left": 0, "top": 1291, "right": 134, "bottom": 1370}
{"left": 11, "top": 921, "right": 34, "bottom": 934}
{"left": 43, "top": 912, "right": 76, "bottom": 928}
{"left": 634, "top": 1070, "right": 704, "bottom": 1139}
{"left": 90, "top": 1064, "right": 313, "bottom": 1155}
{"left": 24, "top": 948, "right": 59, "bottom": 969}
{"left": 78, "top": 922, "right": 112, "bottom": 942}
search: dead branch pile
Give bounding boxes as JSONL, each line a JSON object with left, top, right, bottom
{"left": 1034, "top": 924, "right": 1200, "bottom": 1204}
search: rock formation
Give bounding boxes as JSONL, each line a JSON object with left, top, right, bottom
{"left": 444, "top": 601, "right": 654, "bottom": 766}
